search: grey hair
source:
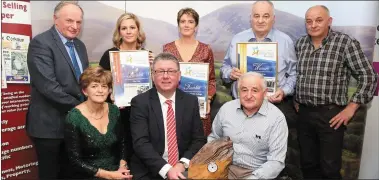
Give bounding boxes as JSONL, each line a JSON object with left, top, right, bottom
{"left": 252, "top": 0, "right": 275, "bottom": 16}
{"left": 238, "top": 72, "right": 267, "bottom": 90}
{"left": 306, "top": 5, "right": 330, "bottom": 16}
{"left": 54, "top": 1, "right": 84, "bottom": 17}
{"left": 152, "top": 52, "right": 180, "bottom": 71}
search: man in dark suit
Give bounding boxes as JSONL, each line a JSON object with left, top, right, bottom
{"left": 129, "top": 52, "right": 206, "bottom": 179}
{"left": 26, "top": 1, "right": 88, "bottom": 179}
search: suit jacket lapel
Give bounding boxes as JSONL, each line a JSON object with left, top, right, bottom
{"left": 50, "top": 26, "right": 77, "bottom": 79}
{"left": 150, "top": 88, "right": 165, "bottom": 147}
{"left": 175, "top": 89, "right": 184, "bottom": 142}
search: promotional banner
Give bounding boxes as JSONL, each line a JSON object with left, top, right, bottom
{"left": 1, "top": 0, "right": 38, "bottom": 179}
{"left": 358, "top": 5, "right": 379, "bottom": 178}
{"left": 29, "top": 1, "right": 379, "bottom": 179}
{"left": 109, "top": 51, "right": 151, "bottom": 107}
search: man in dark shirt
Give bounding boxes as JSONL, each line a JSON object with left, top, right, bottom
{"left": 295, "top": 5, "right": 378, "bottom": 179}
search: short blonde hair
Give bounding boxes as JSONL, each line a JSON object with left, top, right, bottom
{"left": 112, "top": 13, "right": 146, "bottom": 49}
{"left": 80, "top": 66, "right": 112, "bottom": 90}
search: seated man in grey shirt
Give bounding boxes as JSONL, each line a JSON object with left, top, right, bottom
{"left": 208, "top": 72, "right": 288, "bottom": 179}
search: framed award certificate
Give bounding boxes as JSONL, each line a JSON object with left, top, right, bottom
{"left": 179, "top": 62, "right": 209, "bottom": 118}
{"left": 109, "top": 50, "right": 152, "bottom": 107}
{"left": 236, "top": 42, "right": 278, "bottom": 96}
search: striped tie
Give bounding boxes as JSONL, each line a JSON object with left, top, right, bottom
{"left": 166, "top": 100, "right": 178, "bottom": 166}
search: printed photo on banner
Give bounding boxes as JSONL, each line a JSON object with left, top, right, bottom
{"left": 1, "top": 57, "right": 7, "bottom": 89}
{"left": 1, "top": 33, "right": 30, "bottom": 84}
{"left": 109, "top": 50, "right": 152, "bottom": 107}
{"left": 179, "top": 62, "right": 209, "bottom": 118}
{"left": 237, "top": 42, "right": 278, "bottom": 97}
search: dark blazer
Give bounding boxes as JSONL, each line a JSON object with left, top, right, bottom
{"left": 26, "top": 26, "right": 89, "bottom": 139}
{"left": 129, "top": 88, "right": 206, "bottom": 179}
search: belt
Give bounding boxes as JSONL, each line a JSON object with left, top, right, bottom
{"left": 299, "top": 103, "right": 345, "bottom": 110}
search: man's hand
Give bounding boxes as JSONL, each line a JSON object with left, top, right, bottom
{"left": 294, "top": 101, "right": 299, "bottom": 112}
{"left": 268, "top": 88, "right": 284, "bottom": 103}
{"left": 173, "top": 163, "right": 186, "bottom": 172}
{"left": 329, "top": 103, "right": 359, "bottom": 130}
{"left": 167, "top": 165, "right": 186, "bottom": 179}
{"left": 230, "top": 67, "right": 242, "bottom": 81}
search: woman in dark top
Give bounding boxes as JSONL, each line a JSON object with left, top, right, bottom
{"left": 65, "top": 66, "right": 133, "bottom": 179}
{"left": 99, "top": 13, "right": 153, "bottom": 162}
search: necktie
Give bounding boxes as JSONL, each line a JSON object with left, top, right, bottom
{"left": 65, "top": 41, "right": 81, "bottom": 81}
{"left": 166, "top": 100, "right": 178, "bottom": 166}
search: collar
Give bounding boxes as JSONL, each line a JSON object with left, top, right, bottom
{"left": 236, "top": 99, "right": 269, "bottom": 117}
{"left": 306, "top": 27, "right": 333, "bottom": 45}
{"left": 248, "top": 28, "right": 275, "bottom": 42}
{"left": 157, "top": 91, "right": 176, "bottom": 106}
{"left": 55, "top": 26, "right": 72, "bottom": 44}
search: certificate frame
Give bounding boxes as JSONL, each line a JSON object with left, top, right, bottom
{"left": 109, "top": 50, "right": 152, "bottom": 107}
{"left": 179, "top": 62, "right": 209, "bottom": 118}
{"left": 236, "top": 42, "right": 278, "bottom": 97}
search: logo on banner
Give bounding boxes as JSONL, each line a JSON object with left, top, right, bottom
{"left": 184, "top": 66, "right": 192, "bottom": 76}
{"left": 251, "top": 46, "right": 259, "bottom": 56}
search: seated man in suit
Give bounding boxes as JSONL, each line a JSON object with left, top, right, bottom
{"left": 129, "top": 52, "right": 206, "bottom": 179}
{"left": 208, "top": 72, "right": 288, "bottom": 179}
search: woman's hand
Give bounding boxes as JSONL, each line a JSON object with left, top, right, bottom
{"left": 206, "top": 100, "right": 211, "bottom": 115}
{"left": 109, "top": 169, "right": 132, "bottom": 180}
{"left": 96, "top": 168, "right": 132, "bottom": 180}
{"left": 201, "top": 100, "right": 212, "bottom": 120}
{"left": 149, "top": 52, "right": 154, "bottom": 66}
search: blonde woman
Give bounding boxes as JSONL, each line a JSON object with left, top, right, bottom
{"left": 99, "top": 13, "right": 153, "bottom": 161}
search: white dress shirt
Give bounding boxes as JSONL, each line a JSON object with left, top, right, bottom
{"left": 157, "top": 92, "right": 190, "bottom": 178}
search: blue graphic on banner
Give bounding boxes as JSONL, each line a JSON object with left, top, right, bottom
{"left": 112, "top": 64, "right": 150, "bottom": 103}
{"left": 179, "top": 76, "right": 207, "bottom": 97}
{"left": 123, "top": 65, "right": 150, "bottom": 83}
{"left": 246, "top": 56, "right": 276, "bottom": 77}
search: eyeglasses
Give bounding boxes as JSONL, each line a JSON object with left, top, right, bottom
{"left": 153, "top": 69, "right": 179, "bottom": 76}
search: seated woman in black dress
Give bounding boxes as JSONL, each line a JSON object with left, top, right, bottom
{"left": 64, "top": 66, "right": 133, "bottom": 179}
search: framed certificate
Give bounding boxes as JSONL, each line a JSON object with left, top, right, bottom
{"left": 236, "top": 42, "right": 278, "bottom": 96}
{"left": 109, "top": 50, "right": 152, "bottom": 107}
{"left": 179, "top": 62, "right": 209, "bottom": 118}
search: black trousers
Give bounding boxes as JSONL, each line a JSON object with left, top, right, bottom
{"left": 121, "top": 107, "right": 133, "bottom": 161}
{"left": 273, "top": 96, "right": 302, "bottom": 179}
{"left": 31, "top": 137, "right": 69, "bottom": 179}
{"left": 297, "top": 104, "right": 346, "bottom": 179}
{"left": 274, "top": 96, "right": 298, "bottom": 129}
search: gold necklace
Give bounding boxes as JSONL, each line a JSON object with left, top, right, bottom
{"left": 86, "top": 102, "right": 105, "bottom": 120}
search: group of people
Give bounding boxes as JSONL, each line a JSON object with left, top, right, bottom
{"left": 25, "top": 1, "right": 378, "bottom": 180}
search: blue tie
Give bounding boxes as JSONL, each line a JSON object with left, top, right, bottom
{"left": 65, "top": 41, "right": 81, "bottom": 81}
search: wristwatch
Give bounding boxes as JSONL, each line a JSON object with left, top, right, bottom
{"left": 179, "top": 161, "right": 189, "bottom": 169}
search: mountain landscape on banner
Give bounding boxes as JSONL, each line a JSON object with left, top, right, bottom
{"left": 31, "top": 1, "right": 375, "bottom": 63}
{"left": 30, "top": 1, "right": 376, "bottom": 179}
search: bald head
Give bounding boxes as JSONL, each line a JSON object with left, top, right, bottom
{"left": 305, "top": 5, "right": 332, "bottom": 40}
{"left": 250, "top": 1, "right": 275, "bottom": 37}
{"left": 306, "top": 5, "right": 330, "bottom": 17}
{"left": 252, "top": 1, "right": 275, "bottom": 15}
